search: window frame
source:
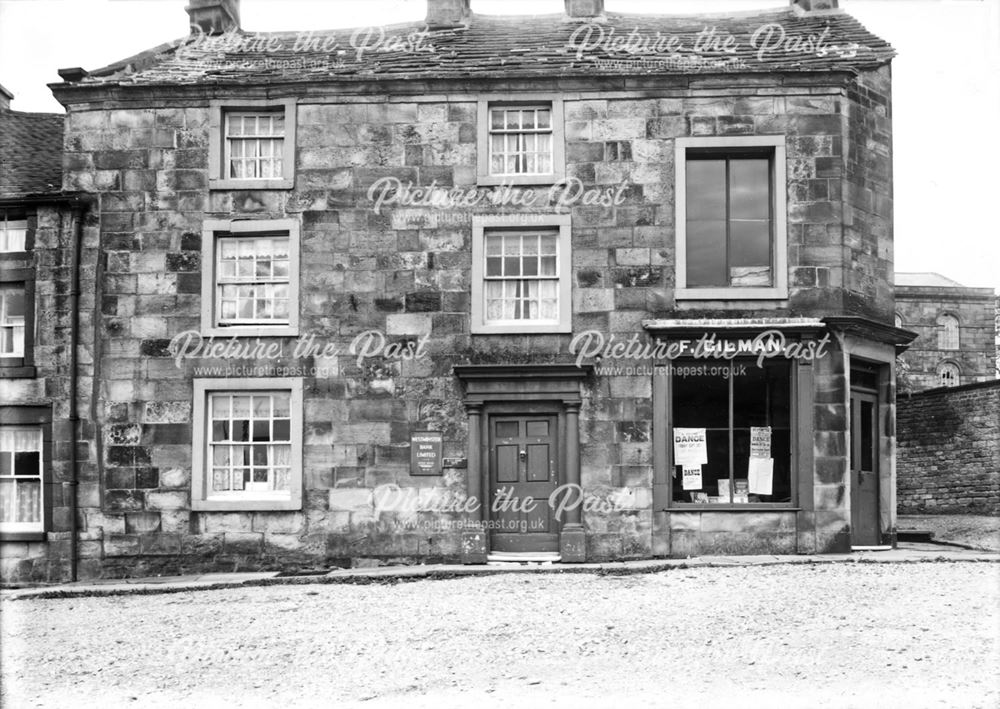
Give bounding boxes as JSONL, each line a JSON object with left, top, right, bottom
{"left": 471, "top": 214, "right": 572, "bottom": 334}
{"left": 192, "top": 378, "right": 304, "bottom": 512}
{"left": 654, "top": 357, "right": 800, "bottom": 511}
{"left": 201, "top": 218, "right": 300, "bottom": 338}
{"left": 936, "top": 361, "right": 961, "bottom": 388}
{"left": 0, "top": 406, "right": 52, "bottom": 541}
{"left": 209, "top": 99, "right": 296, "bottom": 190}
{"left": 477, "top": 95, "right": 565, "bottom": 186}
{"left": 0, "top": 270, "right": 35, "bottom": 376}
{"left": 936, "top": 313, "right": 960, "bottom": 350}
{"left": 0, "top": 215, "right": 30, "bottom": 255}
{"left": 674, "top": 136, "right": 788, "bottom": 301}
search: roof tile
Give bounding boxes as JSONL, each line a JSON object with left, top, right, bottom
{"left": 0, "top": 108, "right": 65, "bottom": 197}
{"left": 74, "top": 9, "right": 894, "bottom": 89}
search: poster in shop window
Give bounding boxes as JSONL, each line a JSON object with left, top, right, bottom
{"left": 750, "top": 426, "right": 771, "bottom": 459}
{"left": 748, "top": 426, "right": 773, "bottom": 495}
{"left": 682, "top": 467, "right": 703, "bottom": 490}
{"left": 673, "top": 428, "right": 708, "bottom": 467}
{"left": 748, "top": 458, "right": 774, "bottom": 495}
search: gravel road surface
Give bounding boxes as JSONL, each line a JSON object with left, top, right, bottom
{"left": 2, "top": 561, "right": 998, "bottom": 708}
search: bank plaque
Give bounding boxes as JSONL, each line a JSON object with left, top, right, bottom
{"left": 410, "top": 431, "right": 443, "bottom": 476}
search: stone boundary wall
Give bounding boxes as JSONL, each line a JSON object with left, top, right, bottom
{"left": 897, "top": 380, "right": 1000, "bottom": 514}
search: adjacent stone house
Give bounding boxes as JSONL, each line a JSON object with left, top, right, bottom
{"left": 0, "top": 85, "right": 97, "bottom": 581}
{"left": 894, "top": 272, "right": 997, "bottom": 391}
{"left": 2, "top": 0, "right": 914, "bottom": 582}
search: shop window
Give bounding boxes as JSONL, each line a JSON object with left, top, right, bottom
{"left": 675, "top": 136, "right": 788, "bottom": 301}
{"left": 192, "top": 378, "right": 303, "bottom": 511}
{"left": 937, "top": 362, "right": 960, "bottom": 388}
{"left": 201, "top": 219, "right": 300, "bottom": 337}
{"left": 208, "top": 99, "right": 296, "bottom": 190}
{"left": 936, "top": 314, "right": 959, "bottom": 350}
{"left": 477, "top": 97, "right": 564, "bottom": 186}
{"left": 0, "top": 217, "right": 28, "bottom": 253}
{"left": 471, "top": 214, "right": 571, "bottom": 334}
{"left": 670, "top": 359, "right": 793, "bottom": 505}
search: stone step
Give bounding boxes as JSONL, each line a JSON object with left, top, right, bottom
{"left": 897, "top": 530, "right": 935, "bottom": 543}
{"left": 487, "top": 552, "right": 562, "bottom": 564}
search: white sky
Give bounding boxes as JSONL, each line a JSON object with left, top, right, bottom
{"left": 0, "top": 0, "right": 997, "bottom": 291}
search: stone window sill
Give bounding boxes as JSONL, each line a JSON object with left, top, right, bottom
{"left": 476, "top": 173, "right": 561, "bottom": 187}
{"left": 0, "top": 365, "right": 36, "bottom": 378}
{"left": 192, "top": 499, "right": 302, "bottom": 512}
{"left": 0, "top": 531, "right": 46, "bottom": 542}
{"left": 675, "top": 287, "right": 788, "bottom": 301}
{"left": 208, "top": 178, "right": 294, "bottom": 191}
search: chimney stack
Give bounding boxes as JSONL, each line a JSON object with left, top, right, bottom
{"left": 0, "top": 85, "right": 12, "bottom": 111}
{"left": 565, "top": 0, "right": 605, "bottom": 18}
{"left": 426, "top": 0, "right": 470, "bottom": 29}
{"left": 186, "top": 0, "right": 240, "bottom": 35}
{"left": 792, "top": 0, "right": 839, "bottom": 11}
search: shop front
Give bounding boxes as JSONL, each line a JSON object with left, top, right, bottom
{"left": 452, "top": 319, "right": 908, "bottom": 563}
{"left": 647, "top": 317, "right": 906, "bottom": 556}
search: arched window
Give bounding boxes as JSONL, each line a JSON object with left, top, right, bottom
{"left": 894, "top": 313, "right": 903, "bottom": 328}
{"left": 937, "top": 362, "right": 960, "bottom": 388}
{"left": 936, "top": 314, "right": 959, "bottom": 350}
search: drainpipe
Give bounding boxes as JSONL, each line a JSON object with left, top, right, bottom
{"left": 68, "top": 206, "right": 83, "bottom": 581}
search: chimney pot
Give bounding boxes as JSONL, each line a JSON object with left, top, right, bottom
{"left": 186, "top": 0, "right": 240, "bottom": 35}
{"left": 792, "top": 0, "right": 839, "bottom": 11}
{"left": 565, "top": 0, "right": 605, "bottom": 18}
{"left": 426, "top": 0, "right": 470, "bottom": 28}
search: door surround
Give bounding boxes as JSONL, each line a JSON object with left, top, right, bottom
{"left": 454, "top": 364, "right": 593, "bottom": 563}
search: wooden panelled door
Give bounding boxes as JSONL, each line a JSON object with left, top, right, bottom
{"left": 850, "top": 392, "right": 880, "bottom": 546}
{"left": 488, "top": 415, "right": 559, "bottom": 553}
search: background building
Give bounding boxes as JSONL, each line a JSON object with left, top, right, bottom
{"left": 894, "top": 272, "right": 997, "bottom": 390}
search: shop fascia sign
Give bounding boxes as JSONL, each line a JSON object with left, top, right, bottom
{"left": 569, "top": 329, "right": 832, "bottom": 368}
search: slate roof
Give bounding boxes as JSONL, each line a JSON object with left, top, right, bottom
{"left": 67, "top": 7, "right": 894, "bottom": 90}
{"left": 896, "top": 273, "right": 966, "bottom": 288}
{"left": 0, "top": 108, "right": 65, "bottom": 197}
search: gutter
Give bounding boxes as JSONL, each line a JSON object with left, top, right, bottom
{"left": 0, "top": 192, "right": 88, "bottom": 208}
{"left": 68, "top": 206, "right": 83, "bottom": 582}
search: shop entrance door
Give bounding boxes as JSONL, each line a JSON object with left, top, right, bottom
{"left": 488, "top": 414, "right": 559, "bottom": 553}
{"left": 850, "top": 392, "right": 880, "bottom": 546}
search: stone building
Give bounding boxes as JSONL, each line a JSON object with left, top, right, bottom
{"left": 894, "top": 272, "right": 997, "bottom": 391}
{"left": 1, "top": 0, "right": 915, "bottom": 582}
{"left": 0, "top": 86, "right": 97, "bottom": 581}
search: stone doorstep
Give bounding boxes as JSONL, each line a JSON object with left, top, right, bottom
{"left": 487, "top": 551, "right": 562, "bottom": 564}
{"left": 2, "top": 549, "right": 998, "bottom": 601}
